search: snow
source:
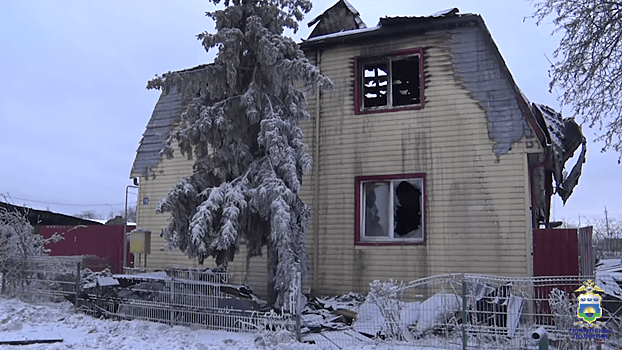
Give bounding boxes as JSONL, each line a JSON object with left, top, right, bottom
{"left": 114, "top": 270, "right": 169, "bottom": 280}
{"left": 0, "top": 297, "right": 445, "bottom": 350}
{"left": 352, "top": 300, "right": 384, "bottom": 336}
{"left": 96, "top": 276, "right": 119, "bottom": 287}
{"left": 596, "top": 272, "right": 622, "bottom": 299}
{"left": 596, "top": 259, "right": 622, "bottom": 272}
{"left": 415, "top": 293, "right": 461, "bottom": 333}
{"left": 301, "top": 25, "right": 380, "bottom": 43}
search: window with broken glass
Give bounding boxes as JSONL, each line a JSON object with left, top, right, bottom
{"left": 358, "top": 52, "right": 422, "bottom": 112}
{"left": 357, "top": 175, "right": 425, "bottom": 244}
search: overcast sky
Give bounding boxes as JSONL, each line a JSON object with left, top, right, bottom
{"left": 1, "top": 0, "right": 619, "bottom": 223}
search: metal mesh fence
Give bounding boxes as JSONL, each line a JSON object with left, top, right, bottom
{"left": 3, "top": 256, "right": 621, "bottom": 349}
{"left": 84, "top": 266, "right": 295, "bottom": 332}
{"left": 1, "top": 255, "right": 81, "bottom": 303}
{"left": 302, "top": 274, "right": 622, "bottom": 350}
{"left": 1, "top": 257, "right": 296, "bottom": 335}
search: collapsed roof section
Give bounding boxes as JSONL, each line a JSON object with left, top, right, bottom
{"left": 307, "top": 0, "right": 366, "bottom": 38}
{"left": 532, "top": 104, "right": 587, "bottom": 204}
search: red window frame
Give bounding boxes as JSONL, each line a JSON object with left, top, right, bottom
{"left": 354, "top": 48, "right": 425, "bottom": 115}
{"left": 354, "top": 173, "right": 427, "bottom": 246}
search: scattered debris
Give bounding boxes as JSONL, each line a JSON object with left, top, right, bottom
{"left": 352, "top": 299, "right": 383, "bottom": 336}
{"left": 81, "top": 268, "right": 116, "bottom": 289}
{"left": 595, "top": 259, "right": 622, "bottom": 322}
{"left": 506, "top": 295, "right": 523, "bottom": 337}
{"left": 302, "top": 293, "right": 365, "bottom": 333}
{"left": 0, "top": 326, "right": 63, "bottom": 346}
{"left": 532, "top": 104, "right": 587, "bottom": 203}
{"left": 415, "top": 293, "right": 461, "bottom": 334}
{"left": 96, "top": 276, "right": 119, "bottom": 287}
{"left": 471, "top": 283, "right": 523, "bottom": 337}
{"left": 56, "top": 268, "right": 622, "bottom": 345}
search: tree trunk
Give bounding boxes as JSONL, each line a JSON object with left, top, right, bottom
{"left": 266, "top": 242, "right": 277, "bottom": 306}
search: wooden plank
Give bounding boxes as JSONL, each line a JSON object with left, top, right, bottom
{"left": 0, "top": 330, "right": 63, "bottom": 346}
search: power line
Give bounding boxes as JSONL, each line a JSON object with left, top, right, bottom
{"left": 6, "top": 196, "right": 129, "bottom": 207}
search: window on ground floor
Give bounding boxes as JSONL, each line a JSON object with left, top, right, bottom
{"left": 355, "top": 173, "right": 426, "bottom": 245}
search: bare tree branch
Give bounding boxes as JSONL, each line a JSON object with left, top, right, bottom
{"left": 532, "top": 0, "right": 622, "bottom": 161}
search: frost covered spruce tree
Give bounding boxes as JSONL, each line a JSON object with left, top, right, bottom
{"left": 147, "top": 0, "right": 331, "bottom": 306}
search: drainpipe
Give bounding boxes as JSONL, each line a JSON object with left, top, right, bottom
{"left": 123, "top": 185, "right": 138, "bottom": 270}
{"left": 312, "top": 49, "right": 321, "bottom": 294}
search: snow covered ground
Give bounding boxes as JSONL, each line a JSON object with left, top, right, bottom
{"left": 0, "top": 297, "right": 443, "bottom": 350}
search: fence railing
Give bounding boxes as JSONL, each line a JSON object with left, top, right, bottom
{"left": 1, "top": 255, "right": 297, "bottom": 335}
{"left": 596, "top": 238, "right": 622, "bottom": 259}
{"left": 1, "top": 255, "right": 82, "bottom": 303}
{"left": 304, "top": 274, "right": 622, "bottom": 350}
{"left": 2, "top": 255, "right": 621, "bottom": 349}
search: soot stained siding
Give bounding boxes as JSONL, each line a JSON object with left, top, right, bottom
{"left": 450, "top": 28, "right": 531, "bottom": 156}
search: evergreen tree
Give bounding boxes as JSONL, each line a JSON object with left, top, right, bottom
{"left": 147, "top": 0, "right": 331, "bottom": 306}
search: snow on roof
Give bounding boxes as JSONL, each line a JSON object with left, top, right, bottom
{"left": 302, "top": 25, "right": 380, "bottom": 42}
{"left": 302, "top": 9, "right": 476, "bottom": 46}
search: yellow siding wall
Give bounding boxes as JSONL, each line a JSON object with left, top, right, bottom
{"left": 135, "top": 27, "right": 541, "bottom": 298}
{"left": 136, "top": 147, "right": 269, "bottom": 298}
{"left": 299, "top": 29, "right": 539, "bottom": 295}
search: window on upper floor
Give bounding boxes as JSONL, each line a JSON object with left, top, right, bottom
{"left": 355, "top": 173, "right": 426, "bottom": 245}
{"left": 355, "top": 48, "right": 424, "bottom": 114}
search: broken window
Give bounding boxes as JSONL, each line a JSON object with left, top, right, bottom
{"left": 392, "top": 56, "right": 420, "bottom": 107}
{"left": 358, "top": 51, "right": 422, "bottom": 112}
{"left": 357, "top": 175, "right": 425, "bottom": 244}
{"left": 362, "top": 62, "right": 388, "bottom": 108}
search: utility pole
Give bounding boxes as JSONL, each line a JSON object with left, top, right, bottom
{"left": 123, "top": 185, "right": 138, "bottom": 269}
{"left": 578, "top": 213, "right": 581, "bottom": 228}
{"left": 605, "top": 206, "right": 612, "bottom": 238}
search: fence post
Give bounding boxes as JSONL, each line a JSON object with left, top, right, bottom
{"left": 296, "top": 271, "right": 302, "bottom": 342}
{"left": 169, "top": 278, "right": 175, "bottom": 326}
{"left": 1, "top": 269, "right": 5, "bottom": 295}
{"left": 462, "top": 277, "right": 467, "bottom": 350}
{"left": 74, "top": 261, "right": 81, "bottom": 311}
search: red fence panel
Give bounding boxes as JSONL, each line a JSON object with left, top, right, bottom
{"left": 533, "top": 228, "right": 579, "bottom": 276}
{"left": 40, "top": 225, "right": 134, "bottom": 274}
{"left": 578, "top": 226, "right": 594, "bottom": 276}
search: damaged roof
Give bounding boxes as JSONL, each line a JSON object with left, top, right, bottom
{"left": 307, "top": 0, "right": 366, "bottom": 38}
{"left": 133, "top": 3, "right": 587, "bottom": 205}
{"left": 532, "top": 104, "right": 587, "bottom": 203}
{"left": 302, "top": 7, "right": 471, "bottom": 45}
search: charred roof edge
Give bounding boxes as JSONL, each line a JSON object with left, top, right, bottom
{"left": 300, "top": 14, "right": 480, "bottom": 49}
